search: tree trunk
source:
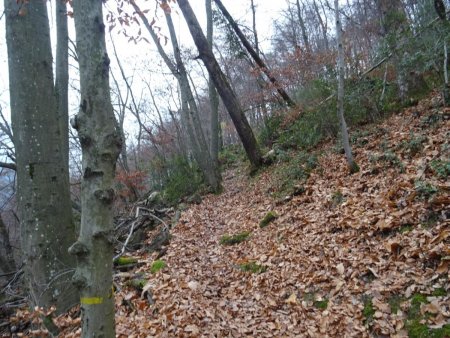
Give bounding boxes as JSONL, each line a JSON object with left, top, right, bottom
{"left": 55, "top": 0, "right": 70, "bottom": 176}
{"left": 207, "top": 0, "right": 220, "bottom": 169}
{"left": 5, "top": 0, "right": 78, "bottom": 312}
{"left": 70, "top": 0, "right": 122, "bottom": 335}
{"left": 335, "top": 0, "right": 358, "bottom": 173}
{"left": 177, "top": 0, "right": 263, "bottom": 169}
{"left": 296, "top": 0, "right": 311, "bottom": 52}
{"left": 213, "top": 0, "right": 297, "bottom": 108}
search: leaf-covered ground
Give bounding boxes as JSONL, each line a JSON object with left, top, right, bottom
{"left": 8, "top": 93, "right": 450, "bottom": 337}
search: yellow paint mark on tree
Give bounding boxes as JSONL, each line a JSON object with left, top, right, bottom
{"left": 81, "top": 297, "right": 103, "bottom": 305}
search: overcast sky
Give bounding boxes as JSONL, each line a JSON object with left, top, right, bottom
{"left": 0, "top": 0, "right": 286, "bottom": 120}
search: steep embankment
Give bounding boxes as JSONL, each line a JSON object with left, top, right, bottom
{"left": 50, "top": 92, "right": 448, "bottom": 337}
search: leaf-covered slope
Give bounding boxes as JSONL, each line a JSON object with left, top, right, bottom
{"left": 51, "top": 93, "right": 449, "bottom": 337}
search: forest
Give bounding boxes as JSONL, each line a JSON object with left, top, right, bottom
{"left": 0, "top": 0, "right": 449, "bottom": 336}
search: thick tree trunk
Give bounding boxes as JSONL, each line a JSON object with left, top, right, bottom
{"left": 213, "top": 0, "right": 297, "bottom": 108}
{"left": 177, "top": 0, "right": 263, "bottom": 168}
{"left": 5, "top": 0, "right": 78, "bottom": 312}
{"left": 335, "top": 0, "right": 358, "bottom": 173}
{"left": 70, "top": 0, "right": 122, "bottom": 336}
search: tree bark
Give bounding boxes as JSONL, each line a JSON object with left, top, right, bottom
{"left": 335, "top": 0, "right": 358, "bottom": 173}
{"left": 177, "top": 0, "right": 263, "bottom": 169}
{"left": 207, "top": 0, "right": 220, "bottom": 169}
{"left": 5, "top": 0, "right": 78, "bottom": 312}
{"left": 55, "top": 0, "right": 70, "bottom": 175}
{"left": 213, "top": 0, "right": 297, "bottom": 108}
{"left": 70, "top": 0, "right": 122, "bottom": 335}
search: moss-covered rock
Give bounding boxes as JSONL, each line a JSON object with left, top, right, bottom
{"left": 238, "top": 261, "right": 267, "bottom": 274}
{"left": 259, "top": 211, "right": 278, "bottom": 228}
{"left": 220, "top": 231, "right": 251, "bottom": 245}
{"left": 114, "top": 256, "right": 138, "bottom": 266}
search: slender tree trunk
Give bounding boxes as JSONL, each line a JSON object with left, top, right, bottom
{"left": 69, "top": 0, "right": 122, "bottom": 335}
{"left": 313, "top": 0, "right": 329, "bottom": 51}
{"left": 55, "top": 0, "right": 70, "bottom": 174}
{"left": 335, "top": 0, "right": 358, "bottom": 173}
{"left": 177, "top": 0, "right": 263, "bottom": 168}
{"left": 206, "top": 0, "right": 220, "bottom": 170}
{"left": 213, "top": 0, "right": 297, "bottom": 108}
{"left": 5, "top": 0, "right": 78, "bottom": 312}
{"left": 296, "top": 0, "right": 311, "bottom": 52}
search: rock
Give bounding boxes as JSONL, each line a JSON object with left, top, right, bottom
{"left": 262, "top": 149, "right": 276, "bottom": 164}
{"left": 186, "top": 193, "right": 202, "bottom": 205}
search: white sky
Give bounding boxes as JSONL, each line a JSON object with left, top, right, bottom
{"left": 0, "top": 0, "right": 285, "bottom": 119}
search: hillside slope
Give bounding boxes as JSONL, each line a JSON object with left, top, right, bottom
{"left": 111, "top": 93, "right": 450, "bottom": 337}
{"left": 13, "top": 92, "right": 446, "bottom": 337}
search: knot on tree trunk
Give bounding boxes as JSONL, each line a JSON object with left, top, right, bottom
{"left": 94, "top": 188, "right": 115, "bottom": 204}
{"left": 68, "top": 241, "right": 89, "bottom": 257}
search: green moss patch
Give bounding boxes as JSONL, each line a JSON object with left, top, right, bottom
{"left": 114, "top": 256, "right": 138, "bottom": 266}
{"left": 362, "top": 296, "right": 375, "bottom": 324}
{"left": 150, "top": 260, "right": 166, "bottom": 274}
{"left": 259, "top": 211, "right": 278, "bottom": 228}
{"left": 313, "top": 299, "right": 329, "bottom": 310}
{"left": 220, "top": 231, "right": 250, "bottom": 245}
{"left": 238, "top": 261, "right": 267, "bottom": 274}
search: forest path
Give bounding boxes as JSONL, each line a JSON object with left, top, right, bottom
{"left": 114, "top": 93, "right": 449, "bottom": 337}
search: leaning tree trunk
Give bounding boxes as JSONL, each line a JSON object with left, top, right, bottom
{"left": 177, "top": 0, "right": 263, "bottom": 169}
{"left": 335, "top": 0, "right": 358, "bottom": 174}
{"left": 5, "top": 0, "right": 78, "bottom": 312}
{"left": 69, "top": 0, "right": 122, "bottom": 336}
{"left": 213, "top": 0, "right": 297, "bottom": 108}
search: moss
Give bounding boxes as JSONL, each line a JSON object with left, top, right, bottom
{"left": 349, "top": 161, "right": 360, "bottom": 174}
{"left": 114, "top": 256, "right": 138, "bottom": 266}
{"left": 220, "top": 231, "right": 250, "bottom": 245}
{"left": 238, "top": 261, "right": 267, "bottom": 274}
{"left": 406, "top": 321, "right": 450, "bottom": 338}
{"left": 403, "top": 291, "right": 450, "bottom": 338}
{"left": 362, "top": 296, "right": 375, "bottom": 323}
{"left": 331, "top": 190, "right": 344, "bottom": 206}
{"left": 388, "top": 295, "right": 405, "bottom": 314}
{"left": 399, "top": 224, "right": 413, "bottom": 233}
{"left": 150, "top": 260, "right": 166, "bottom": 274}
{"left": 126, "top": 278, "right": 147, "bottom": 290}
{"left": 314, "top": 299, "right": 329, "bottom": 310}
{"left": 431, "top": 288, "right": 446, "bottom": 297}
{"left": 259, "top": 211, "right": 278, "bottom": 228}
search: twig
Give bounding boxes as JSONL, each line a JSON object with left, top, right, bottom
{"left": 113, "top": 207, "right": 143, "bottom": 261}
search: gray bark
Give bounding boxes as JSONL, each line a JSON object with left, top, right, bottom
{"left": 55, "top": 0, "right": 70, "bottom": 174}
{"left": 70, "top": 0, "right": 122, "bottom": 335}
{"left": 177, "top": 0, "right": 263, "bottom": 168}
{"left": 206, "top": 0, "right": 220, "bottom": 170}
{"left": 5, "top": 0, "right": 78, "bottom": 312}
{"left": 335, "top": 0, "right": 358, "bottom": 173}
